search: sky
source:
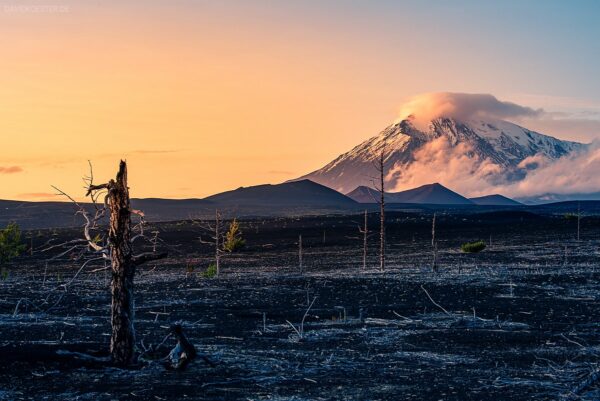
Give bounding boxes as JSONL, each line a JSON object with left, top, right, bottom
{"left": 1, "top": 0, "right": 600, "bottom": 201}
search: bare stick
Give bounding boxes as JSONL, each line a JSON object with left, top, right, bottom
{"left": 285, "top": 320, "right": 302, "bottom": 338}
{"left": 286, "top": 295, "right": 317, "bottom": 339}
{"left": 216, "top": 210, "right": 220, "bottom": 276}
{"left": 420, "top": 285, "right": 451, "bottom": 316}
{"left": 431, "top": 213, "right": 436, "bottom": 247}
{"left": 300, "top": 296, "right": 317, "bottom": 335}
{"left": 577, "top": 202, "right": 581, "bottom": 241}
{"left": 299, "top": 234, "right": 303, "bottom": 274}
{"left": 358, "top": 210, "right": 368, "bottom": 270}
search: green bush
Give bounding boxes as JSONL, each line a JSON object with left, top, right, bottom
{"left": 223, "top": 219, "right": 245, "bottom": 252}
{"left": 461, "top": 240, "right": 486, "bottom": 253}
{"left": 201, "top": 263, "right": 218, "bottom": 278}
{"left": 0, "top": 223, "right": 26, "bottom": 265}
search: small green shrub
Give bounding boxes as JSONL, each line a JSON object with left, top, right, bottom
{"left": 0, "top": 268, "right": 9, "bottom": 281}
{"left": 223, "top": 219, "right": 245, "bottom": 252}
{"left": 461, "top": 240, "right": 486, "bottom": 253}
{"left": 92, "top": 234, "right": 103, "bottom": 245}
{"left": 0, "top": 223, "right": 26, "bottom": 265}
{"left": 201, "top": 263, "right": 218, "bottom": 278}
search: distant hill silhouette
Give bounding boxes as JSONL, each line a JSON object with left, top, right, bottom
{"left": 469, "top": 194, "right": 522, "bottom": 206}
{"left": 347, "top": 183, "right": 473, "bottom": 205}
{"left": 204, "top": 179, "right": 357, "bottom": 207}
{"left": 5, "top": 181, "right": 600, "bottom": 229}
{"left": 0, "top": 180, "right": 357, "bottom": 229}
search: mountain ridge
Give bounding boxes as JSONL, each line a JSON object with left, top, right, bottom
{"left": 297, "top": 117, "right": 586, "bottom": 193}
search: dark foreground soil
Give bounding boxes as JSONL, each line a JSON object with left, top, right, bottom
{"left": 1, "top": 211, "right": 600, "bottom": 400}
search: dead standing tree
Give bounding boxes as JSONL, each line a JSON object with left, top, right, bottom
{"left": 358, "top": 210, "right": 369, "bottom": 270}
{"left": 347, "top": 209, "right": 372, "bottom": 270}
{"left": 55, "top": 160, "right": 167, "bottom": 366}
{"left": 432, "top": 212, "right": 436, "bottom": 247}
{"left": 372, "top": 146, "right": 387, "bottom": 272}
{"left": 432, "top": 213, "right": 438, "bottom": 272}
{"left": 577, "top": 202, "right": 581, "bottom": 241}
{"left": 197, "top": 209, "right": 226, "bottom": 277}
{"left": 298, "top": 234, "right": 303, "bottom": 274}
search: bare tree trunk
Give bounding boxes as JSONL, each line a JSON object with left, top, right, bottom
{"left": 577, "top": 202, "right": 581, "bottom": 241}
{"left": 215, "top": 210, "right": 220, "bottom": 277}
{"left": 431, "top": 213, "right": 436, "bottom": 247}
{"left": 108, "top": 161, "right": 135, "bottom": 366}
{"left": 432, "top": 213, "right": 437, "bottom": 272}
{"left": 51, "top": 160, "right": 167, "bottom": 367}
{"left": 432, "top": 241, "right": 438, "bottom": 273}
{"left": 299, "top": 234, "right": 303, "bottom": 274}
{"left": 363, "top": 210, "right": 368, "bottom": 270}
{"left": 379, "top": 152, "right": 385, "bottom": 272}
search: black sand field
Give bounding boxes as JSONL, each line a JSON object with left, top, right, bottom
{"left": 1, "top": 211, "right": 600, "bottom": 400}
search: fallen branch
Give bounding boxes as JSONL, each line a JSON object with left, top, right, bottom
{"left": 420, "top": 285, "right": 451, "bottom": 316}
{"left": 132, "top": 252, "right": 168, "bottom": 266}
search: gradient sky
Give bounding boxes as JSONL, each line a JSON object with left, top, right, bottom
{"left": 1, "top": 0, "right": 600, "bottom": 200}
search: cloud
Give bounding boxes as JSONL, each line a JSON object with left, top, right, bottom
{"left": 385, "top": 92, "right": 600, "bottom": 197}
{"left": 386, "top": 135, "right": 600, "bottom": 198}
{"left": 397, "top": 92, "right": 600, "bottom": 142}
{"left": 386, "top": 136, "right": 506, "bottom": 197}
{"left": 398, "top": 92, "right": 544, "bottom": 130}
{"left": 516, "top": 117, "right": 600, "bottom": 143}
{"left": 0, "top": 166, "right": 23, "bottom": 174}
{"left": 491, "top": 144, "right": 600, "bottom": 197}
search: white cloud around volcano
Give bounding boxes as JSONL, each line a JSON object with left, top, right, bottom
{"left": 398, "top": 92, "right": 544, "bottom": 130}
{"left": 386, "top": 92, "right": 600, "bottom": 198}
{"left": 397, "top": 92, "right": 600, "bottom": 142}
{"left": 386, "top": 136, "right": 600, "bottom": 199}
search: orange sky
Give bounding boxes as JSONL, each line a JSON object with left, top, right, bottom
{"left": 1, "top": 1, "right": 600, "bottom": 201}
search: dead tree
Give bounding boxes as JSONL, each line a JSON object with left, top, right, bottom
{"left": 215, "top": 210, "right": 221, "bottom": 275}
{"left": 299, "top": 234, "right": 303, "bottom": 274}
{"left": 372, "top": 147, "right": 387, "bottom": 271}
{"left": 432, "top": 213, "right": 438, "bottom": 272}
{"left": 53, "top": 160, "right": 166, "bottom": 367}
{"left": 197, "top": 210, "right": 226, "bottom": 277}
{"left": 577, "top": 202, "right": 581, "bottom": 241}
{"left": 358, "top": 210, "right": 368, "bottom": 270}
{"left": 431, "top": 213, "right": 436, "bottom": 247}
{"left": 432, "top": 241, "right": 439, "bottom": 273}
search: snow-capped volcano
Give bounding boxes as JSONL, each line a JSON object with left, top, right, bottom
{"left": 296, "top": 117, "right": 587, "bottom": 194}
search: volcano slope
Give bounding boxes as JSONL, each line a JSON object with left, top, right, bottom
{"left": 1, "top": 211, "right": 600, "bottom": 400}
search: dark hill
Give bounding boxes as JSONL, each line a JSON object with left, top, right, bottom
{"left": 347, "top": 183, "right": 473, "bottom": 205}
{"left": 204, "top": 179, "right": 357, "bottom": 207}
{"left": 469, "top": 194, "right": 522, "bottom": 206}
